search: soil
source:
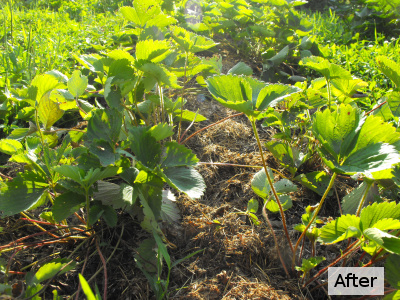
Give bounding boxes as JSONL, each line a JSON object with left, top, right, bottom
{"left": 0, "top": 46, "right": 363, "bottom": 300}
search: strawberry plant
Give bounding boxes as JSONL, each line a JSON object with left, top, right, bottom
{"left": 205, "top": 54, "right": 400, "bottom": 292}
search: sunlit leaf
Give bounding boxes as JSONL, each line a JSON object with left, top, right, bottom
{"left": 32, "top": 258, "right": 76, "bottom": 285}
{"left": 301, "top": 56, "right": 352, "bottom": 80}
{"left": 319, "top": 214, "right": 361, "bottom": 244}
{"left": 360, "top": 201, "right": 400, "bottom": 230}
{"left": 67, "top": 70, "right": 88, "bottom": 98}
{"left": 376, "top": 56, "right": 400, "bottom": 88}
{"left": 38, "top": 92, "right": 64, "bottom": 130}
{"left": 0, "top": 139, "right": 23, "bottom": 155}
{"left": 136, "top": 40, "right": 171, "bottom": 63}
{"left": 363, "top": 228, "right": 400, "bottom": 254}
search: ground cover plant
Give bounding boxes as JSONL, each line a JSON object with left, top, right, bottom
{"left": 1, "top": 0, "right": 400, "bottom": 298}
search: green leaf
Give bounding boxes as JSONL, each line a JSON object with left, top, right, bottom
{"left": 383, "top": 290, "right": 400, "bottom": 300}
{"left": 173, "top": 110, "right": 207, "bottom": 122}
{"left": 120, "top": 0, "right": 162, "bottom": 27}
{"left": 147, "top": 13, "right": 176, "bottom": 28}
{"left": 54, "top": 165, "right": 85, "bottom": 185}
{"left": 352, "top": 114, "right": 400, "bottom": 153}
{"left": 386, "top": 91, "right": 400, "bottom": 118}
{"left": 331, "top": 78, "right": 368, "bottom": 101}
{"left": 385, "top": 254, "right": 400, "bottom": 288}
{"left": 161, "top": 167, "right": 205, "bottom": 199}
{"left": 206, "top": 74, "right": 253, "bottom": 115}
{"left": 87, "top": 109, "right": 122, "bottom": 145}
{"left": 256, "top": 84, "right": 301, "bottom": 111}
{"left": 251, "top": 168, "right": 273, "bottom": 199}
{"left": 0, "top": 172, "right": 48, "bottom": 217}
{"left": 79, "top": 274, "right": 98, "bottom": 300}
{"left": 32, "top": 258, "right": 76, "bottom": 285}
{"left": 89, "top": 140, "right": 120, "bottom": 167}
{"left": 295, "top": 171, "right": 333, "bottom": 197}
{"left": 137, "top": 63, "right": 179, "bottom": 88}
{"left": 139, "top": 192, "right": 162, "bottom": 233}
{"left": 106, "top": 49, "right": 135, "bottom": 63}
{"left": 376, "top": 56, "right": 400, "bottom": 88}
{"left": 67, "top": 70, "right": 88, "bottom": 98}
{"left": 160, "top": 189, "right": 180, "bottom": 223}
{"left": 312, "top": 104, "right": 364, "bottom": 161}
{"left": 52, "top": 192, "right": 85, "bottom": 222}
{"left": 28, "top": 74, "right": 63, "bottom": 103}
{"left": 266, "top": 194, "right": 292, "bottom": 212}
{"left": 8, "top": 128, "right": 33, "bottom": 140}
{"left": 342, "top": 182, "right": 378, "bottom": 215}
{"left": 161, "top": 142, "right": 199, "bottom": 168}
{"left": 247, "top": 199, "right": 259, "bottom": 213}
{"left": 266, "top": 141, "right": 306, "bottom": 175}
{"left": 295, "top": 256, "right": 325, "bottom": 273}
{"left": 274, "top": 179, "right": 297, "bottom": 193}
{"left": 88, "top": 204, "right": 104, "bottom": 226}
{"left": 264, "top": 45, "right": 289, "bottom": 69}
{"left": 148, "top": 123, "right": 174, "bottom": 141}
{"left": 108, "top": 59, "right": 134, "bottom": 80}
{"left": 0, "top": 139, "right": 23, "bottom": 155}
{"left": 102, "top": 205, "right": 118, "bottom": 227}
{"left": 301, "top": 56, "right": 352, "bottom": 80}
{"left": 104, "top": 77, "right": 123, "bottom": 110}
{"left": 312, "top": 104, "right": 400, "bottom": 176}
{"left": 319, "top": 215, "right": 361, "bottom": 244}
{"left": 171, "top": 26, "right": 217, "bottom": 53}
{"left": 136, "top": 40, "right": 171, "bottom": 63}
{"left": 93, "top": 181, "right": 137, "bottom": 209}
{"left": 152, "top": 227, "right": 171, "bottom": 269}
{"left": 335, "top": 143, "right": 400, "bottom": 176}
{"left": 363, "top": 228, "right": 400, "bottom": 254}
{"left": 228, "top": 62, "right": 253, "bottom": 76}
{"left": 206, "top": 75, "right": 300, "bottom": 117}
{"left": 129, "top": 127, "right": 162, "bottom": 169}
{"left": 372, "top": 218, "right": 400, "bottom": 231}
{"left": 83, "top": 167, "right": 119, "bottom": 188}
{"left": 73, "top": 54, "right": 104, "bottom": 73}
{"left": 360, "top": 202, "right": 400, "bottom": 231}
{"left": 38, "top": 92, "right": 64, "bottom": 130}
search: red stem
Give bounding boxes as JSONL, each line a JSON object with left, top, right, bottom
{"left": 262, "top": 201, "right": 290, "bottom": 277}
{"left": 303, "top": 241, "right": 360, "bottom": 288}
{"left": 96, "top": 238, "right": 108, "bottom": 300}
{"left": 365, "top": 101, "right": 387, "bottom": 115}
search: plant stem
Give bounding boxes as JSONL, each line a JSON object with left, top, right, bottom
{"left": 326, "top": 79, "right": 332, "bottom": 110}
{"left": 178, "top": 51, "right": 188, "bottom": 140}
{"left": 251, "top": 118, "right": 294, "bottom": 253}
{"left": 84, "top": 187, "right": 91, "bottom": 230}
{"left": 262, "top": 200, "right": 290, "bottom": 277}
{"left": 365, "top": 101, "right": 387, "bottom": 115}
{"left": 303, "top": 240, "right": 361, "bottom": 288}
{"left": 355, "top": 181, "right": 372, "bottom": 217}
{"left": 35, "top": 108, "right": 46, "bottom": 148}
{"left": 292, "top": 172, "right": 337, "bottom": 269}
{"left": 159, "top": 84, "right": 165, "bottom": 124}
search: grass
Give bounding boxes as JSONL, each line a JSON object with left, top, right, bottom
{"left": 0, "top": 0, "right": 127, "bottom": 88}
